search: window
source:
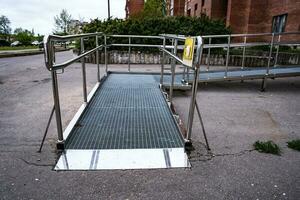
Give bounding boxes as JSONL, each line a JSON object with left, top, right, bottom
{"left": 272, "top": 14, "right": 287, "bottom": 33}
{"left": 195, "top": 3, "right": 198, "bottom": 11}
{"left": 202, "top": 0, "right": 205, "bottom": 7}
{"left": 187, "top": 9, "right": 191, "bottom": 16}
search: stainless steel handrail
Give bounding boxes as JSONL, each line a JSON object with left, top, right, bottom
{"left": 53, "top": 45, "right": 104, "bottom": 69}
{"left": 109, "top": 34, "right": 163, "bottom": 39}
{"left": 160, "top": 48, "right": 190, "bottom": 68}
{"left": 48, "top": 32, "right": 103, "bottom": 41}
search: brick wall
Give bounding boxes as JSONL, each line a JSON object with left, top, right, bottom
{"left": 125, "top": 0, "right": 144, "bottom": 18}
{"left": 173, "top": 0, "right": 185, "bottom": 16}
{"left": 185, "top": 0, "right": 300, "bottom": 41}
{"left": 185, "top": 0, "right": 227, "bottom": 20}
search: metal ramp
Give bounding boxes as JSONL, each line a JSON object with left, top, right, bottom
{"left": 181, "top": 66, "right": 300, "bottom": 83}
{"left": 55, "top": 73, "right": 189, "bottom": 170}
{"left": 41, "top": 32, "right": 299, "bottom": 170}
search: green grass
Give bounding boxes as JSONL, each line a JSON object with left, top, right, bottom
{"left": 287, "top": 139, "right": 300, "bottom": 151}
{"left": 0, "top": 46, "right": 38, "bottom": 51}
{"left": 253, "top": 140, "right": 281, "bottom": 155}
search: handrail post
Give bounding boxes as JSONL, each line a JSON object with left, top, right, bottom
{"left": 96, "top": 35, "right": 100, "bottom": 82}
{"left": 207, "top": 37, "right": 211, "bottom": 71}
{"left": 51, "top": 70, "right": 64, "bottom": 149}
{"left": 169, "top": 38, "right": 178, "bottom": 103}
{"left": 261, "top": 33, "right": 275, "bottom": 91}
{"left": 81, "top": 38, "right": 87, "bottom": 103}
{"left": 241, "top": 36, "right": 247, "bottom": 70}
{"left": 274, "top": 35, "right": 281, "bottom": 67}
{"left": 186, "top": 36, "right": 203, "bottom": 142}
{"left": 160, "top": 37, "right": 166, "bottom": 85}
{"left": 49, "top": 41, "right": 64, "bottom": 149}
{"left": 225, "top": 35, "right": 231, "bottom": 78}
{"left": 128, "top": 37, "right": 131, "bottom": 72}
{"left": 104, "top": 35, "right": 108, "bottom": 74}
{"left": 267, "top": 33, "right": 275, "bottom": 75}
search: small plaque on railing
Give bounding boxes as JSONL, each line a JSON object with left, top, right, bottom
{"left": 183, "top": 37, "right": 195, "bottom": 67}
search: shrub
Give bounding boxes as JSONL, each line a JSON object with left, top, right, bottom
{"left": 81, "top": 16, "right": 230, "bottom": 52}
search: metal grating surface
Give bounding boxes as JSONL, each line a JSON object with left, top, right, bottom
{"left": 65, "top": 74, "right": 184, "bottom": 149}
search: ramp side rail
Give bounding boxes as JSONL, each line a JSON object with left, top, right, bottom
{"left": 43, "top": 32, "right": 104, "bottom": 148}
{"left": 181, "top": 31, "right": 300, "bottom": 91}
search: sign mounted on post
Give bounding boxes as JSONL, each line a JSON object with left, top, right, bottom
{"left": 183, "top": 37, "right": 195, "bottom": 67}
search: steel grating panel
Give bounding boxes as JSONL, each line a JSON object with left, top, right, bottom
{"left": 65, "top": 74, "right": 184, "bottom": 150}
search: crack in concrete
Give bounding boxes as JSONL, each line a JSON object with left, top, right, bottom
{"left": 189, "top": 149, "right": 255, "bottom": 162}
{"left": 19, "top": 158, "right": 53, "bottom": 167}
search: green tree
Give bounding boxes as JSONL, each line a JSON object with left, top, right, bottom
{"left": 0, "top": 15, "right": 11, "bottom": 34}
{"left": 0, "top": 15, "right": 12, "bottom": 40}
{"left": 54, "top": 9, "right": 73, "bottom": 35}
{"left": 144, "top": 0, "right": 164, "bottom": 16}
{"left": 14, "top": 28, "right": 34, "bottom": 45}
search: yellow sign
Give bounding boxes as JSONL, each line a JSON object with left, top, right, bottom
{"left": 183, "top": 37, "right": 195, "bottom": 67}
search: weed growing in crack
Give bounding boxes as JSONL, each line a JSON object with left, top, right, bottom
{"left": 253, "top": 140, "right": 281, "bottom": 155}
{"left": 287, "top": 139, "right": 300, "bottom": 151}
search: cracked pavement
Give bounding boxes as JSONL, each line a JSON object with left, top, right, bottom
{"left": 0, "top": 51, "right": 300, "bottom": 199}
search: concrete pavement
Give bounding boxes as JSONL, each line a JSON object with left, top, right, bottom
{"left": 0, "top": 51, "right": 299, "bottom": 199}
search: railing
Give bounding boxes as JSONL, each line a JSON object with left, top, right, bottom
{"left": 43, "top": 32, "right": 104, "bottom": 148}
{"left": 43, "top": 31, "right": 299, "bottom": 151}
{"left": 181, "top": 31, "right": 300, "bottom": 91}
{"left": 43, "top": 33, "right": 201, "bottom": 149}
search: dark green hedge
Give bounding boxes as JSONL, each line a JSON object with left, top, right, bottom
{"left": 81, "top": 16, "right": 230, "bottom": 52}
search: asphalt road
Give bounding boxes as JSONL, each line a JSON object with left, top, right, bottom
{"left": 0, "top": 51, "right": 299, "bottom": 199}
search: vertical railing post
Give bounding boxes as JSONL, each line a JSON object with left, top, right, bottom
{"left": 267, "top": 33, "right": 275, "bottom": 75}
{"left": 186, "top": 36, "right": 203, "bottom": 142}
{"left": 49, "top": 41, "right": 64, "bottom": 149}
{"left": 104, "top": 35, "right": 108, "bottom": 74}
{"left": 241, "top": 36, "right": 247, "bottom": 70}
{"left": 160, "top": 37, "right": 166, "bottom": 85}
{"left": 81, "top": 38, "right": 87, "bottom": 103}
{"left": 261, "top": 33, "right": 275, "bottom": 91}
{"left": 207, "top": 37, "right": 211, "bottom": 71}
{"left": 169, "top": 38, "right": 178, "bottom": 103}
{"left": 274, "top": 34, "right": 281, "bottom": 67}
{"left": 128, "top": 37, "right": 131, "bottom": 72}
{"left": 225, "top": 35, "right": 231, "bottom": 78}
{"left": 96, "top": 35, "right": 100, "bottom": 82}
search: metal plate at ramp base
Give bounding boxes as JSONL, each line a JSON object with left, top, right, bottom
{"left": 54, "top": 148, "right": 190, "bottom": 170}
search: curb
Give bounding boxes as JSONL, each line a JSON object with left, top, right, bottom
{"left": 0, "top": 48, "right": 72, "bottom": 58}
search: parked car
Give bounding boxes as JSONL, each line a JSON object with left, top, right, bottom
{"left": 10, "top": 41, "right": 21, "bottom": 46}
{"left": 31, "top": 40, "right": 40, "bottom": 45}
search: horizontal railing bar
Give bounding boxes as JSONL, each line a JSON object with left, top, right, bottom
{"left": 202, "top": 31, "right": 300, "bottom": 39}
{"left": 110, "top": 44, "right": 178, "bottom": 49}
{"left": 203, "top": 42, "right": 270, "bottom": 48}
{"left": 203, "top": 42, "right": 300, "bottom": 49}
{"left": 160, "top": 34, "right": 187, "bottom": 40}
{"left": 111, "top": 44, "right": 163, "bottom": 48}
{"left": 53, "top": 45, "right": 104, "bottom": 70}
{"left": 49, "top": 32, "right": 103, "bottom": 41}
{"left": 109, "top": 35, "right": 163, "bottom": 39}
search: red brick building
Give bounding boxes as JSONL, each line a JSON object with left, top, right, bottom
{"left": 185, "top": 0, "right": 300, "bottom": 40}
{"left": 169, "top": 0, "right": 186, "bottom": 16}
{"left": 125, "top": 0, "right": 186, "bottom": 18}
{"left": 125, "top": 0, "right": 145, "bottom": 18}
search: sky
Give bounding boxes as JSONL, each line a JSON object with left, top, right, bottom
{"left": 0, "top": 0, "right": 126, "bottom": 35}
